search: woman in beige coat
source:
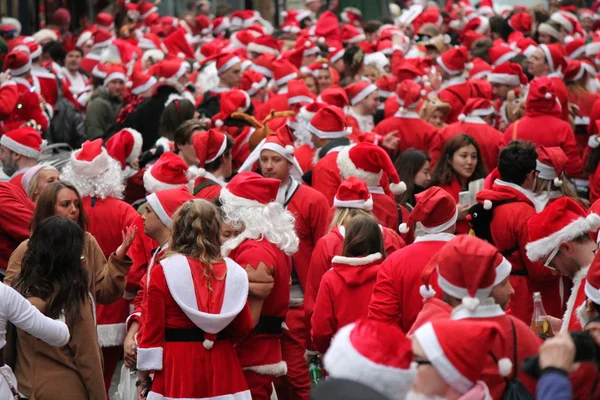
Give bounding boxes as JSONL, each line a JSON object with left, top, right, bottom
{"left": 4, "top": 181, "right": 135, "bottom": 400}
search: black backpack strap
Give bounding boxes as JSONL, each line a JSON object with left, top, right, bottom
{"left": 193, "top": 179, "right": 220, "bottom": 196}
{"left": 510, "top": 317, "right": 518, "bottom": 379}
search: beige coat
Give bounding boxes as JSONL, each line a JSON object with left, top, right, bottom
{"left": 4, "top": 232, "right": 132, "bottom": 400}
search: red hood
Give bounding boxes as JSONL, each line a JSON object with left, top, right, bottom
{"left": 331, "top": 253, "right": 382, "bottom": 285}
{"left": 476, "top": 183, "right": 535, "bottom": 207}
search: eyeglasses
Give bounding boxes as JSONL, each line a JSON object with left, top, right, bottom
{"left": 543, "top": 247, "right": 560, "bottom": 271}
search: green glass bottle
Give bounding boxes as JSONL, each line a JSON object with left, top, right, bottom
{"left": 308, "top": 355, "right": 322, "bottom": 387}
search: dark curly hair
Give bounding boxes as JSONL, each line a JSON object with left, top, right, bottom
{"left": 498, "top": 140, "right": 538, "bottom": 185}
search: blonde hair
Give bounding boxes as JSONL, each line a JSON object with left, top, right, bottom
{"left": 330, "top": 207, "right": 372, "bottom": 230}
{"left": 168, "top": 199, "right": 224, "bottom": 290}
{"left": 26, "top": 166, "right": 58, "bottom": 200}
{"left": 533, "top": 175, "right": 589, "bottom": 207}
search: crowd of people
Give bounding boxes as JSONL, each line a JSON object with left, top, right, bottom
{"left": 2, "top": 0, "right": 600, "bottom": 399}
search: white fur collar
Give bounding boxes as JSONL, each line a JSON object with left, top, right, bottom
{"left": 441, "top": 76, "right": 466, "bottom": 90}
{"left": 331, "top": 252, "right": 382, "bottom": 266}
{"left": 393, "top": 110, "right": 420, "bottom": 119}
{"left": 462, "top": 116, "right": 487, "bottom": 125}
{"left": 560, "top": 265, "right": 590, "bottom": 333}
{"left": 451, "top": 300, "right": 505, "bottom": 320}
{"left": 413, "top": 232, "right": 455, "bottom": 243}
{"left": 493, "top": 179, "right": 540, "bottom": 210}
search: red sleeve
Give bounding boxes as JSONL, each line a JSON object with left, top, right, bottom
{"left": 311, "top": 276, "right": 336, "bottom": 354}
{"left": 390, "top": 49, "right": 406, "bottom": 77}
{"left": 367, "top": 257, "right": 402, "bottom": 326}
{"left": 137, "top": 265, "right": 166, "bottom": 371}
{"left": 0, "top": 188, "right": 34, "bottom": 243}
{"left": 0, "top": 82, "right": 18, "bottom": 119}
{"left": 125, "top": 216, "right": 156, "bottom": 294}
{"left": 310, "top": 193, "right": 331, "bottom": 245}
{"left": 312, "top": 164, "right": 340, "bottom": 206}
{"left": 127, "top": 276, "right": 146, "bottom": 330}
{"left": 591, "top": 164, "right": 600, "bottom": 204}
{"left": 304, "top": 237, "right": 333, "bottom": 350}
{"left": 561, "top": 124, "right": 584, "bottom": 177}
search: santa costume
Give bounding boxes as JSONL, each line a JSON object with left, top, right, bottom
{"left": 220, "top": 172, "right": 298, "bottom": 400}
{"left": 526, "top": 197, "right": 600, "bottom": 333}
{"left": 60, "top": 139, "right": 139, "bottom": 391}
{"left": 323, "top": 319, "right": 416, "bottom": 400}
{"left": 504, "top": 76, "right": 583, "bottom": 177}
{"left": 336, "top": 142, "right": 406, "bottom": 230}
{"left": 0, "top": 127, "right": 45, "bottom": 193}
{"left": 368, "top": 186, "right": 456, "bottom": 332}
{"left": 191, "top": 129, "right": 229, "bottom": 200}
{"left": 436, "top": 46, "right": 474, "bottom": 124}
{"left": 136, "top": 254, "right": 253, "bottom": 400}
{"left": 345, "top": 81, "right": 378, "bottom": 133}
{"left": 105, "top": 128, "right": 146, "bottom": 205}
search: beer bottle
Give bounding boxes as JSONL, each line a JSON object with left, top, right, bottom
{"left": 308, "top": 354, "right": 322, "bottom": 386}
{"left": 530, "top": 292, "right": 554, "bottom": 338}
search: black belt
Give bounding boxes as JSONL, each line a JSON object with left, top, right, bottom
{"left": 255, "top": 316, "right": 285, "bottom": 335}
{"left": 164, "top": 328, "right": 225, "bottom": 342}
{"left": 510, "top": 269, "right": 528, "bottom": 276}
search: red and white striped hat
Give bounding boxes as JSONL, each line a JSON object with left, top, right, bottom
{"left": 143, "top": 152, "right": 200, "bottom": 193}
{"left": 487, "top": 62, "right": 528, "bottom": 87}
{"left": 145, "top": 186, "right": 194, "bottom": 228}
{"left": 308, "top": 105, "right": 350, "bottom": 139}
{"left": 0, "top": 127, "right": 45, "bottom": 159}
{"left": 334, "top": 176, "right": 374, "bottom": 211}
{"left": 345, "top": 81, "right": 378, "bottom": 106}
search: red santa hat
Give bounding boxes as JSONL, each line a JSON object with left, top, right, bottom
{"left": 103, "top": 65, "right": 127, "bottom": 87}
{"left": 92, "top": 29, "right": 113, "bottom": 49}
{"left": 0, "top": 127, "right": 45, "bottom": 159}
{"left": 222, "top": 171, "right": 280, "bottom": 206}
{"left": 323, "top": 319, "right": 416, "bottom": 400}
{"left": 210, "top": 53, "right": 241, "bottom": 75}
{"left": 308, "top": 105, "right": 351, "bottom": 139}
{"left": 341, "top": 25, "right": 366, "bottom": 44}
{"left": 375, "top": 76, "right": 397, "bottom": 99}
{"left": 192, "top": 129, "right": 228, "bottom": 169}
{"left": 564, "top": 59, "right": 596, "bottom": 82}
{"left": 287, "top": 79, "right": 316, "bottom": 107}
{"left": 68, "top": 139, "right": 114, "bottom": 177}
{"left": 247, "top": 35, "right": 281, "bottom": 56}
{"left": 138, "top": 33, "right": 162, "bottom": 51}
{"left": 550, "top": 11, "right": 579, "bottom": 34}
{"left": 152, "top": 58, "right": 190, "bottom": 81}
{"left": 337, "top": 143, "right": 406, "bottom": 195}
{"left": 469, "top": 57, "right": 492, "bottom": 80}
{"left": 212, "top": 89, "right": 251, "bottom": 127}
{"left": 395, "top": 80, "right": 425, "bottom": 110}
{"left": 96, "top": 13, "right": 115, "bottom": 30}
{"left": 318, "top": 86, "right": 350, "bottom": 108}
{"left": 487, "top": 62, "right": 528, "bottom": 86}
{"left": 145, "top": 186, "right": 195, "bottom": 228}
{"left": 304, "top": 61, "right": 331, "bottom": 78}
{"left": 328, "top": 47, "right": 345, "bottom": 65}
{"left": 240, "top": 69, "right": 267, "bottom": 96}
{"left": 22, "top": 41, "right": 42, "bottom": 60}
{"left": 463, "top": 16, "right": 490, "bottom": 35}
{"left": 399, "top": 186, "right": 457, "bottom": 234}
{"left": 129, "top": 70, "right": 157, "bottom": 96}
{"left": 92, "top": 62, "right": 111, "bottom": 79}
{"left": 488, "top": 45, "right": 519, "bottom": 67}
{"left": 458, "top": 98, "right": 495, "bottom": 121}
{"left": 539, "top": 43, "right": 567, "bottom": 74}
{"left": 508, "top": 12, "right": 532, "bottom": 33}
{"left": 137, "top": 1, "right": 157, "bottom": 21}
{"left": 437, "top": 46, "right": 470, "bottom": 76}
{"left": 239, "top": 125, "right": 304, "bottom": 180}
{"left": 565, "top": 38, "right": 586, "bottom": 59}
{"left": 295, "top": 38, "right": 320, "bottom": 57}
{"left": 340, "top": 7, "right": 364, "bottom": 27}
{"left": 586, "top": 36, "right": 600, "bottom": 58}
{"left": 414, "top": 319, "right": 510, "bottom": 394}
{"left": 75, "top": 30, "right": 94, "bottom": 50}
{"left": 143, "top": 152, "right": 200, "bottom": 193}
{"left": 585, "top": 254, "right": 600, "bottom": 305}
{"left": 3, "top": 50, "right": 31, "bottom": 75}
{"left": 105, "top": 128, "right": 143, "bottom": 170}
{"left": 163, "top": 28, "right": 195, "bottom": 59}
{"left": 212, "top": 16, "right": 231, "bottom": 36}
{"left": 526, "top": 76, "right": 559, "bottom": 113}
{"left": 536, "top": 146, "right": 568, "bottom": 186}
{"left": 250, "top": 53, "right": 276, "bottom": 79}
{"left": 272, "top": 59, "right": 299, "bottom": 88}
{"left": 333, "top": 177, "right": 374, "bottom": 211}
{"left": 229, "top": 29, "right": 258, "bottom": 50}
{"left": 434, "top": 235, "right": 512, "bottom": 309}
{"left": 513, "top": 37, "right": 538, "bottom": 58}
{"left": 526, "top": 197, "right": 600, "bottom": 262}
{"left": 345, "top": 81, "right": 378, "bottom": 106}
{"left": 477, "top": 0, "right": 494, "bottom": 16}
{"left": 280, "top": 10, "right": 301, "bottom": 33}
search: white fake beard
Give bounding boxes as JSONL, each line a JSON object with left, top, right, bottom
{"left": 586, "top": 78, "right": 598, "bottom": 94}
{"left": 405, "top": 390, "right": 447, "bottom": 400}
{"left": 576, "top": 301, "right": 591, "bottom": 328}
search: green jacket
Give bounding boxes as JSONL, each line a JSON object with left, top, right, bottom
{"left": 84, "top": 87, "right": 123, "bottom": 142}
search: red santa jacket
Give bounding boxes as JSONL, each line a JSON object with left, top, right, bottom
{"left": 452, "top": 304, "right": 542, "bottom": 399}
{"left": 125, "top": 214, "right": 158, "bottom": 296}
{"left": 408, "top": 297, "right": 453, "bottom": 335}
{"left": 368, "top": 232, "right": 453, "bottom": 332}
{"left": 81, "top": 52, "right": 101, "bottom": 75}
{"left": 476, "top": 182, "right": 563, "bottom": 323}
{"left": 31, "top": 66, "right": 59, "bottom": 107}
{"left": 370, "top": 190, "right": 400, "bottom": 231}
{"left": 437, "top": 179, "right": 471, "bottom": 235}
{"left": 229, "top": 238, "right": 292, "bottom": 376}
{"left": 550, "top": 76, "right": 570, "bottom": 122}
{"left": 438, "top": 77, "right": 473, "bottom": 124}
{"left": 0, "top": 80, "right": 19, "bottom": 120}
{"left": 136, "top": 256, "right": 253, "bottom": 400}
{"left": 295, "top": 144, "right": 316, "bottom": 174}
{"left": 0, "top": 182, "right": 34, "bottom": 274}
{"left": 84, "top": 196, "right": 138, "bottom": 347}
{"left": 304, "top": 225, "right": 405, "bottom": 349}
{"left": 311, "top": 252, "right": 382, "bottom": 353}
{"left": 8, "top": 171, "right": 27, "bottom": 195}
{"left": 193, "top": 173, "right": 225, "bottom": 201}
{"left": 374, "top": 111, "right": 438, "bottom": 154}
{"left": 561, "top": 266, "right": 589, "bottom": 333}
{"left": 312, "top": 149, "right": 343, "bottom": 205}
{"left": 431, "top": 117, "right": 503, "bottom": 173}
{"left": 505, "top": 114, "right": 583, "bottom": 178}
{"left": 591, "top": 163, "right": 600, "bottom": 204}
{"left": 286, "top": 184, "right": 329, "bottom": 291}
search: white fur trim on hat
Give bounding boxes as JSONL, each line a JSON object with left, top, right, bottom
{"left": 350, "top": 84, "right": 378, "bottom": 106}
{"left": 275, "top": 71, "right": 298, "bottom": 87}
{"left": 8, "top": 60, "right": 32, "bottom": 76}
{"left": 131, "top": 76, "right": 157, "bottom": 96}
{"left": 246, "top": 77, "right": 267, "bottom": 96}
{"left": 526, "top": 213, "right": 600, "bottom": 262}
{"left": 331, "top": 252, "right": 382, "bottom": 266}
{"left": 32, "top": 29, "right": 58, "bottom": 44}
{"left": 125, "top": 128, "right": 144, "bottom": 163}
{"left": 538, "top": 23, "right": 561, "bottom": 41}
{"left": 104, "top": 72, "right": 127, "bottom": 86}
{"left": 539, "top": 44, "right": 556, "bottom": 73}
{"left": 207, "top": 135, "right": 228, "bottom": 163}
{"left": 421, "top": 208, "right": 459, "bottom": 234}
{"left": 333, "top": 194, "right": 374, "bottom": 211}
{"left": 536, "top": 159, "right": 558, "bottom": 180}
{"left": 146, "top": 192, "right": 173, "bottom": 228}
{"left": 307, "top": 122, "right": 350, "bottom": 139}
{"left": 389, "top": 182, "right": 407, "bottom": 195}
{"left": 414, "top": 322, "right": 473, "bottom": 394}
{"left": 493, "top": 51, "right": 518, "bottom": 67}
{"left": 336, "top": 145, "right": 383, "bottom": 187}
{"left": 69, "top": 147, "right": 112, "bottom": 176}
{"left": 143, "top": 165, "right": 188, "bottom": 194}
{"left": 585, "top": 280, "right": 600, "bottom": 305}
{"left": 0, "top": 135, "right": 44, "bottom": 159}
{"left": 487, "top": 73, "right": 521, "bottom": 87}
{"left": 436, "top": 55, "right": 463, "bottom": 76}
{"left": 588, "top": 135, "right": 600, "bottom": 149}
{"left": 218, "top": 56, "right": 241, "bottom": 74}
{"left": 251, "top": 64, "right": 274, "bottom": 79}
{"left": 247, "top": 42, "right": 280, "bottom": 55}
{"left": 324, "top": 323, "right": 417, "bottom": 400}
{"left": 494, "top": 258, "right": 512, "bottom": 286}
{"left": 437, "top": 265, "right": 494, "bottom": 301}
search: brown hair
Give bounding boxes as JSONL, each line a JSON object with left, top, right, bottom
{"left": 342, "top": 215, "right": 386, "bottom": 258}
{"left": 168, "top": 199, "right": 224, "bottom": 290}
{"left": 173, "top": 120, "right": 205, "bottom": 154}
{"left": 431, "top": 134, "right": 487, "bottom": 187}
{"left": 32, "top": 181, "right": 88, "bottom": 232}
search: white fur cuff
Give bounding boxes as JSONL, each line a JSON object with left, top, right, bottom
{"left": 137, "top": 347, "right": 163, "bottom": 371}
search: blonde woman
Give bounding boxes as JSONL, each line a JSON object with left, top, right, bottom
{"left": 21, "top": 165, "right": 60, "bottom": 203}
{"left": 136, "top": 199, "right": 253, "bottom": 400}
